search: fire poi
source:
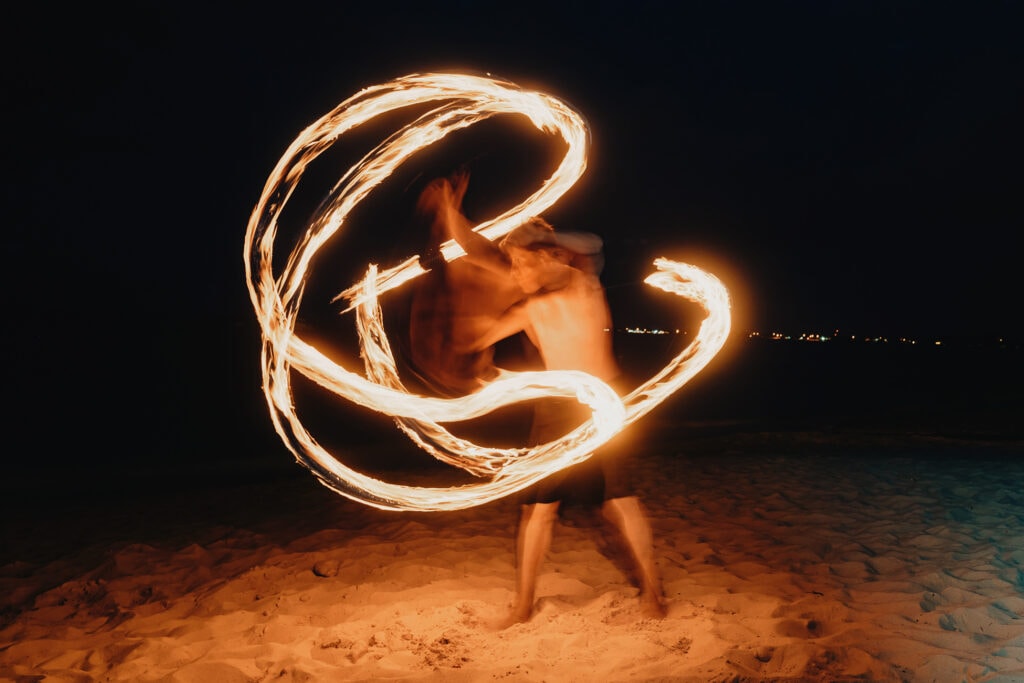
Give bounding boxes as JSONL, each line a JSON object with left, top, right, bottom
{"left": 243, "top": 73, "right": 731, "bottom": 511}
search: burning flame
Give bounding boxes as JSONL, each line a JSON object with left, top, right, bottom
{"left": 243, "top": 73, "right": 731, "bottom": 511}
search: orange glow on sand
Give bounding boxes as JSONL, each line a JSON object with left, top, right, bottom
{"left": 243, "top": 73, "right": 731, "bottom": 511}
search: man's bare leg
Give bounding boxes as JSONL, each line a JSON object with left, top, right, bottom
{"left": 505, "top": 502, "right": 559, "bottom": 626}
{"left": 602, "top": 495, "right": 667, "bottom": 618}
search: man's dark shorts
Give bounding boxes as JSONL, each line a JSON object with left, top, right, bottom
{"left": 521, "top": 392, "right": 635, "bottom": 506}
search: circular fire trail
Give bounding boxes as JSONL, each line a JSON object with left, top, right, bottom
{"left": 243, "top": 73, "right": 731, "bottom": 511}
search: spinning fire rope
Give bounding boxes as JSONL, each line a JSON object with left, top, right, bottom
{"left": 243, "top": 73, "right": 731, "bottom": 512}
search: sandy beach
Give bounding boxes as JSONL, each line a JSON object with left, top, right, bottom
{"left": 2, "top": 416, "right": 1022, "bottom": 682}
{"left": 8, "top": 1, "right": 1024, "bottom": 679}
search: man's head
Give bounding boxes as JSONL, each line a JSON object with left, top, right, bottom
{"left": 499, "top": 218, "right": 603, "bottom": 256}
{"left": 499, "top": 218, "right": 604, "bottom": 293}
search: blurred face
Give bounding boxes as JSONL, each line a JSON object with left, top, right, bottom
{"left": 507, "top": 246, "right": 567, "bottom": 294}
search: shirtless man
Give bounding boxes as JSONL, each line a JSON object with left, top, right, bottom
{"left": 428, "top": 174, "right": 666, "bottom": 625}
{"left": 407, "top": 174, "right": 525, "bottom": 395}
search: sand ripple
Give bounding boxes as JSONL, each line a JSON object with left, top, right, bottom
{"left": 2, "top": 440, "right": 1023, "bottom": 682}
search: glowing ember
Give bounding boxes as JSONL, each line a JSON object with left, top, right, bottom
{"left": 243, "top": 73, "right": 731, "bottom": 511}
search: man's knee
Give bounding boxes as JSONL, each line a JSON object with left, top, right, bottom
{"left": 523, "top": 502, "right": 559, "bottom": 527}
{"left": 602, "top": 495, "right": 641, "bottom": 520}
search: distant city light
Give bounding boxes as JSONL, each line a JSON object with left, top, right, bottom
{"left": 743, "top": 330, "right": 926, "bottom": 345}
{"left": 624, "top": 327, "right": 671, "bottom": 335}
{"left": 642, "top": 329, "right": 1015, "bottom": 348}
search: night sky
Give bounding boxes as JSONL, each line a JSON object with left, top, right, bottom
{"left": 8, "top": 3, "right": 1022, "bottom": 478}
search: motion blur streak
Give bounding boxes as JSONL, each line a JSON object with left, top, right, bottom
{"left": 244, "top": 73, "right": 730, "bottom": 511}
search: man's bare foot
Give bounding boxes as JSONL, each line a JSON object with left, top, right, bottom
{"left": 639, "top": 592, "right": 668, "bottom": 619}
{"left": 496, "top": 604, "right": 533, "bottom": 629}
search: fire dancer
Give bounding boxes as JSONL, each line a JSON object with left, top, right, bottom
{"left": 407, "top": 173, "right": 525, "bottom": 395}
{"left": 425, "top": 172, "right": 667, "bottom": 625}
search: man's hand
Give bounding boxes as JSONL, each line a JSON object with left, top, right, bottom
{"left": 449, "top": 168, "right": 470, "bottom": 207}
